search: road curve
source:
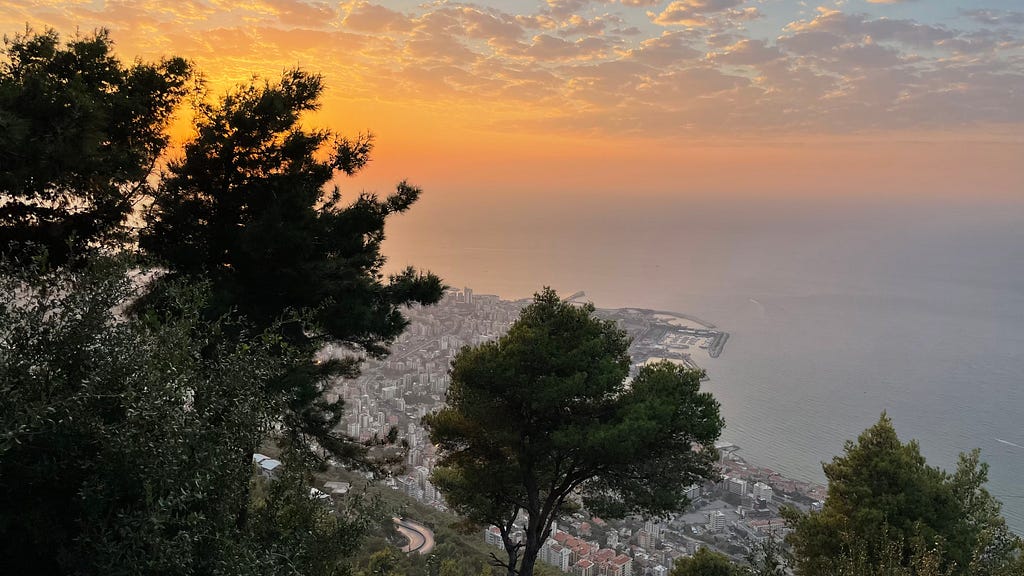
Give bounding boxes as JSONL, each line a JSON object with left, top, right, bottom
{"left": 393, "top": 517, "right": 435, "bottom": 555}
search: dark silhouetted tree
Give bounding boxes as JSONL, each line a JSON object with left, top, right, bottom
{"left": 423, "top": 288, "right": 724, "bottom": 576}
{"left": 139, "top": 69, "right": 443, "bottom": 463}
{"left": 0, "top": 28, "right": 190, "bottom": 265}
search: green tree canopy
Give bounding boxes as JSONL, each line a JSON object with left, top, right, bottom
{"left": 0, "top": 28, "right": 190, "bottom": 265}
{"left": 784, "top": 413, "right": 1021, "bottom": 575}
{"left": 672, "top": 548, "right": 746, "bottom": 576}
{"left": 139, "top": 68, "right": 443, "bottom": 462}
{"left": 0, "top": 257, "right": 373, "bottom": 575}
{"left": 424, "top": 288, "right": 724, "bottom": 576}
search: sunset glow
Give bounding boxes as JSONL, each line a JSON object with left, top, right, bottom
{"left": 3, "top": 0, "right": 1023, "bottom": 200}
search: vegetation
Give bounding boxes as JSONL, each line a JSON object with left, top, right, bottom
{"left": 672, "top": 548, "right": 746, "bottom": 576}
{"left": 1, "top": 27, "right": 439, "bottom": 575}
{"left": 0, "top": 29, "right": 190, "bottom": 265}
{"left": 0, "top": 258, "right": 374, "bottom": 575}
{"left": 2, "top": 24, "right": 1021, "bottom": 576}
{"left": 139, "top": 67, "right": 443, "bottom": 464}
{"left": 783, "top": 414, "right": 1022, "bottom": 576}
{"left": 424, "top": 288, "right": 724, "bottom": 576}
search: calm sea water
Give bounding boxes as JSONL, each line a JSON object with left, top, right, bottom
{"left": 383, "top": 192, "right": 1024, "bottom": 534}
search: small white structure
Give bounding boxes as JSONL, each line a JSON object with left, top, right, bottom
{"left": 323, "top": 481, "right": 351, "bottom": 496}
{"left": 309, "top": 487, "right": 332, "bottom": 504}
{"left": 252, "top": 453, "right": 282, "bottom": 479}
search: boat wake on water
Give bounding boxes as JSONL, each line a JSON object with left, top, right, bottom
{"left": 995, "top": 438, "right": 1024, "bottom": 449}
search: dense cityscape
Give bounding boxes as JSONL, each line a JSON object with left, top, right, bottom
{"left": 333, "top": 288, "right": 828, "bottom": 574}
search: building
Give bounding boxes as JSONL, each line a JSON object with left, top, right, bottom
{"left": 644, "top": 520, "right": 662, "bottom": 542}
{"left": 323, "top": 481, "right": 350, "bottom": 496}
{"left": 252, "top": 453, "right": 282, "bottom": 479}
{"left": 707, "top": 510, "right": 726, "bottom": 533}
{"left": 485, "top": 526, "right": 503, "bottom": 548}
{"left": 726, "top": 477, "right": 748, "bottom": 496}
{"left": 574, "top": 559, "right": 594, "bottom": 576}
{"left": 636, "top": 529, "right": 654, "bottom": 551}
{"left": 685, "top": 484, "right": 701, "bottom": 502}
{"left": 540, "top": 542, "right": 572, "bottom": 572}
{"left": 608, "top": 554, "right": 632, "bottom": 576}
{"left": 752, "top": 482, "right": 774, "bottom": 503}
{"left": 745, "top": 518, "right": 789, "bottom": 543}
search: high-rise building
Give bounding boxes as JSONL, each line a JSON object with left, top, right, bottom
{"left": 752, "top": 482, "right": 774, "bottom": 503}
{"left": 707, "top": 510, "right": 726, "bottom": 533}
{"left": 636, "top": 529, "right": 653, "bottom": 550}
{"left": 727, "top": 477, "right": 748, "bottom": 496}
{"left": 685, "top": 484, "right": 701, "bottom": 502}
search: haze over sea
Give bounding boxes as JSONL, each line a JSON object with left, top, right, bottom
{"left": 383, "top": 192, "right": 1024, "bottom": 535}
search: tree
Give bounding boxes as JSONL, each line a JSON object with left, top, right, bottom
{"left": 949, "top": 450, "right": 1022, "bottom": 576}
{"left": 0, "top": 256, "right": 376, "bottom": 575}
{"left": 139, "top": 68, "right": 443, "bottom": 462}
{"left": 672, "top": 548, "right": 745, "bottom": 576}
{"left": 784, "top": 414, "right": 1022, "bottom": 575}
{"left": 745, "top": 532, "right": 789, "bottom": 576}
{"left": 0, "top": 28, "right": 190, "bottom": 265}
{"left": 423, "top": 288, "right": 724, "bottom": 576}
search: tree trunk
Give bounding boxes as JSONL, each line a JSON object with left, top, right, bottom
{"left": 501, "top": 534, "right": 520, "bottom": 576}
{"left": 518, "top": 533, "right": 542, "bottom": 576}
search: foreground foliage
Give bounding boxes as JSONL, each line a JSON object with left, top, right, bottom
{"left": 0, "top": 258, "right": 376, "bottom": 575}
{"left": 784, "top": 414, "right": 1022, "bottom": 576}
{"left": 425, "top": 288, "right": 724, "bottom": 576}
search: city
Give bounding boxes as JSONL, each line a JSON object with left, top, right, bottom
{"left": 331, "top": 288, "right": 827, "bottom": 573}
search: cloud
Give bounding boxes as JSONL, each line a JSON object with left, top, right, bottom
{"left": 626, "top": 31, "right": 703, "bottom": 66}
{"left": 518, "top": 34, "right": 614, "bottom": 61}
{"left": 783, "top": 8, "right": 953, "bottom": 49}
{"left": 961, "top": 9, "right": 1024, "bottom": 27}
{"left": 711, "top": 39, "right": 783, "bottom": 65}
{"left": 557, "top": 14, "right": 620, "bottom": 37}
{"left": 5, "top": 0, "right": 1023, "bottom": 138}
{"left": 650, "top": 0, "right": 746, "bottom": 27}
{"left": 261, "top": 0, "right": 337, "bottom": 27}
{"left": 455, "top": 7, "right": 525, "bottom": 48}
{"left": 341, "top": 1, "right": 411, "bottom": 32}
{"left": 544, "top": 0, "right": 595, "bottom": 19}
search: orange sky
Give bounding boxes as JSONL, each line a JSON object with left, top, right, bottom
{"left": 3, "top": 1, "right": 1023, "bottom": 201}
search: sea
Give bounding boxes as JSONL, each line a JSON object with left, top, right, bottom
{"left": 382, "top": 192, "right": 1024, "bottom": 534}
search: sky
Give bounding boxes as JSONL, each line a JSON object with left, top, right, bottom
{"left": 2, "top": 0, "right": 1023, "bottom": 201}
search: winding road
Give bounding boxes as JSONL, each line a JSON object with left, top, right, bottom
{"left": 393, "top": 517, "right": 435, "bottom": 555}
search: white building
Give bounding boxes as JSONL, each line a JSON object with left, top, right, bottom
{"left": 707, "top": 510, "right": 726, "bottom": 533}
{"left": 726, "top": 477, "right": 748, "bottom": 496}
{"left": 252, "top": 453, "right": 282, "bottom": 479}
{"left": 685, "top": 484, "right": 701, "bottom": 502}
{"left": 752, "top": 482, "right": 774, "bottom": 503}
